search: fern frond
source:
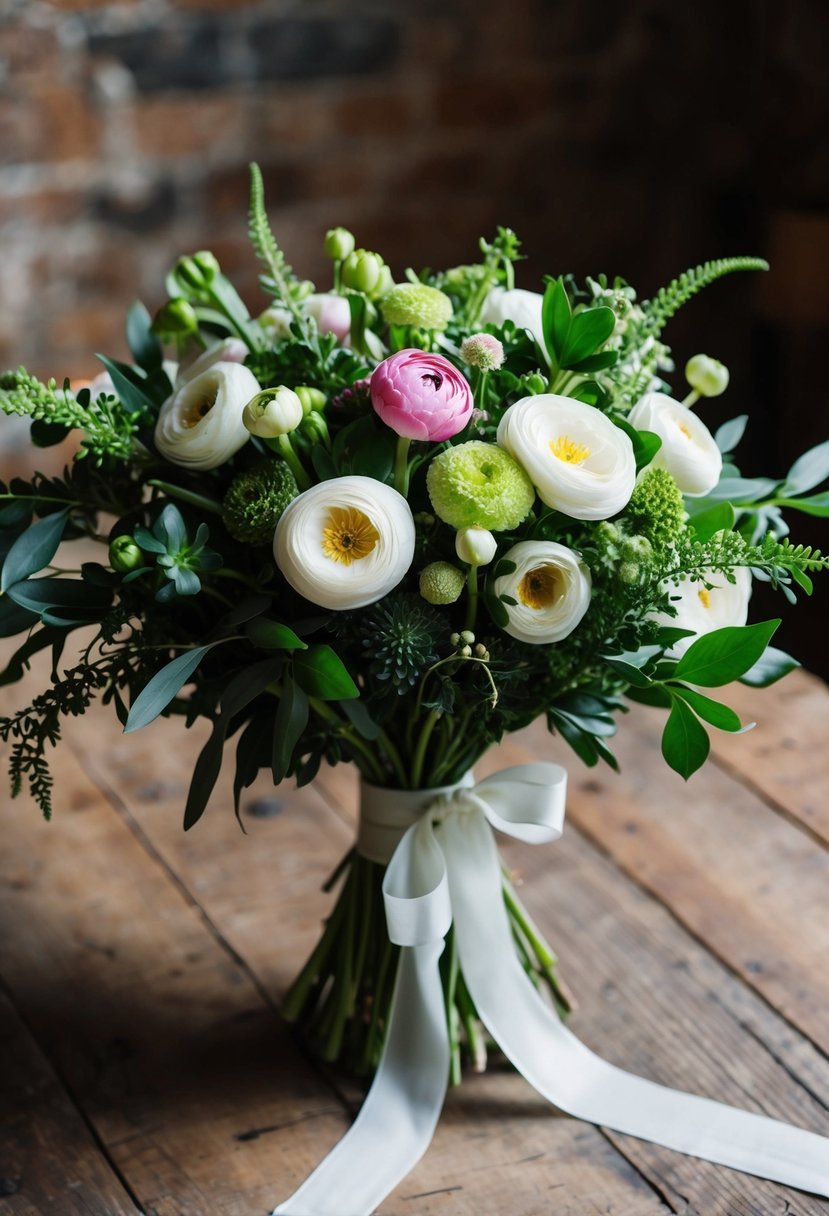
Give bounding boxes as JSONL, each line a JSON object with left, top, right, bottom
{"left": 247, "top": 163, "right": 304, "bottom": 313}
{"left": 642, "top": 257, "right": 769, "bottom": 337}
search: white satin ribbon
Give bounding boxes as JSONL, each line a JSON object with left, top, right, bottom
{"left": 275, "top": 764, "right": 829, "bottom": 1215}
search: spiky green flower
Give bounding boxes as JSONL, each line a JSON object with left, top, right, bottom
{"left": 625, "top": 468, "right": 685, "bottom": 546}
{"left": 222, "top": 458, "right": 299, "bottom": 545}
{"left": 419, "top": 561, "right": 466, "bottom": 605}
{"left": 426, "top": 441, "right": 535, "bottom": 530}
{"left": 359, "top": 595, "right": 443, "bottom": 692}
{"left": 381, "top": 283, "right": 453, "bottom": 330}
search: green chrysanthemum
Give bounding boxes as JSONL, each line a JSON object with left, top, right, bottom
{"left": 222, "top": 458, "right": 299, "bottom": 545}
{"left": 381, "top": 283, "right": 453, "bottom": 330}
{"left": 419, "top": 561, "right": 466, "bottom": 605}
{"left": 625, "top": 467, "right": 685, "bottom": 546}
{"left": 426, "top": 441, "right": 535, "bottom": 531}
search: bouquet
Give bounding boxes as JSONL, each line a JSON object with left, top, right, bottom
{"left": 2, "top": 163, "right": 829, "bottom": 1211}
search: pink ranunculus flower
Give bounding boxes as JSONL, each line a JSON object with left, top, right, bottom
{"left": 304, "top": 292, "right": 352, "bottom": 343}
{"left": 370, "top": 349, "right": 473, "bottom": 442}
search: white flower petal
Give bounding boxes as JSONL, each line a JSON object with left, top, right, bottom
{"left": 479, "top": 287, "right": 545, "bottom": 349}
{"left": 628, "top": 392, "right": 722, "bottom": 496}
{"left": 655, "top": 566, "right": 752, "bottom": 656}
{"left": 154, "top": 362, "right": 260, "bottom": 471}
{"left": 493, "top": 539, "right": 591, "bottom": 644}
{"left": 274, "top": 476, "right": 416, "bottom": 611}
{"left": 497, "top": 394, "right": 636, "bottom": 520}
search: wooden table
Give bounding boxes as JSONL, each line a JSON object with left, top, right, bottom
{"left": 1, "top": 655, "right": 828, "bottom": 1216}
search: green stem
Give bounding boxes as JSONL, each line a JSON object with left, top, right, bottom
{"left": 456, "top": 970, "right": 486, "bottom": 1073}
{"left": 682, "top": 389, "right": 700, "bottom": 408}
{"left": 443, "top": 928, "right": 462, "bottom": 1086}
{"left": 147, "top": 480, "right": 224, "bottom": 516}
{"left": 464, "top": 565, "right": 478, "bottom": 633}
{"left": 375, "top": 726, "right": 408, "bottom": 788}
{"left": 273, "top": 434, "right": 312, "bottom": 491}
{"left": 282, "top": 874, "right": 351, "bottom": 1022}
{"left": 394, "top": 436, "right": 412, "bottom": 497}
{"left": 410, "top": 708, "right": 441, "bottom": 789}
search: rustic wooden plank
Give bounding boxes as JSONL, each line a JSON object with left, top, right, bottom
{"left": 512, "top": 701, "right": 829, "bottom": 1061}
{"left": 65, "top": 713, "right": 674, "bottom": 1215}
{"left": 0, "top": 731, "right": 352, "bottom": 1216}
{"left": 711, "top": 669, "right": 829, "bottom": 846}
{"left": 0, "top": 986, "right": 138, "bottom": 1215}
{"left": 69, "top": 714, "right": 829, "bottom": 1213}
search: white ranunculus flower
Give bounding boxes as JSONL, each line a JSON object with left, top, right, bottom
{"left": 154, "top": 362, "right": 261, "bottom": 471}
{"left": 274, "top": 475, "right": 416, "bottom": 610}
{"left": 497, "top": 394, "right": 636, "bottom": 521}
{"left": 176, "top": 338, "right": 247, "bottom": 386}
{"left": 493, "top": 540, "right": 591, "bottom": 645}
{"left": 479, "top": 287, "right": 545, "bottom": 350}
{"left": 243, "top": 386, "right": 303, "bottom": 438}
{"left": 655, "top": 566, "right": 752, "bottom": 657}
{"left": 628, "top": 392, "right": 722, "bottom": 496}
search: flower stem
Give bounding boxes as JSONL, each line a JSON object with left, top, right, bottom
{"left": 464, "top": 565, "right": 478, "bottom": 633}
{"left": 410, "top": 708, "right": 441, "bottom": 789}
{"left": 394, "top": 436, "right": 412, "bottom": 497}
{"left": 274, "top": 434, "right": 312, "bottom": 490}
{"left": 682, "top": 389, "right": 700, "bottom": 408}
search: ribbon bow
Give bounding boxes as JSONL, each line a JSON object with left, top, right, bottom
{"left": 275, "top": 764, "right": 829, "bottom": 1216}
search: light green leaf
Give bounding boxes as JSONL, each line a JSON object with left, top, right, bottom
{"left": 782, "top": 439, "right": 829, "bottom": 496}
{"left": 714, "top": 415, "right": 748, "bottom": 454}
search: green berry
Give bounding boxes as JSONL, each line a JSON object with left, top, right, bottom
{"left": 419, "top": 562, "right": 466, "bottom": 605}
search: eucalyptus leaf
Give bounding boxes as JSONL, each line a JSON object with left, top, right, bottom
{"left": 714, "top": 415, "right": 748, "bottom": 455}
{"left": 341, "top": 698, "right": 381, "bottom": 740}
{"left": 126, "top": 300, "right": 163, "bottom": 371}
{"left": 774, "top": 491, "right": 829, "bottom": 518}
{"left": 95, "top": 354, "right": 154, "bottom": 415}
{"left": 125, "top": 644, "right": 214, "bottom": 733}
{"left": 782, "top": 439, "right": 829, "bottom": 496}
{"left": 1, "top": 509, "right": 69, "bottom": 592}
{"left": 6, "top": 577, "right": 112, "bottom": 616}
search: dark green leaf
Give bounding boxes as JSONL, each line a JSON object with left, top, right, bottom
{"left": 126, "top": 300, "right": 163, "bottom": 372}
{"left": 670, "top": 686, "right": 746, "bottom": 732}
{"left": 688, "top": 501, "right": 735, "bottom": 543}
{"left": 626, "top": 684, "right": 672, "bottom": 709}
{"left": 547, "top": 709, "right": 599, "bottom": 767}
{"left": 311, "top": 444, "right": 339, "bottom": 481}
{"left": 0, "top": 596, "right": 38, "bottom": 638}
{"left": 6, "top": 577, "right": 112, "bottom": 616}
{"left": 739, "top": 645, "right": 800, "bottom": 688}
{"left": 714, "top": 415, "right": 748, "bottom": 454}
{"left": 567, "top": 349, "right": 619, "bottom": 373}
{"left": 246, "top": 618, "right": 307, "bottom": 650}
{"left": 1, "top": 509, "right": 69, "bottom": 592}
{"left": 782, "top": 439, "right": 829, "bottom": 496}
{"left": 220, "top": 593, "right": 272, "bottom": 629}
{"left": 559, "top": 306, "right": 616, "bottom": 367}
{"left": 340, "top": 697, "right": 380, "bottom": 740}
{"left": 272, "top": 677, "right": 309, "bottom": 783}
{"left": 612, "top": 415, "right": 662, "bottom": 472}
{"left": 541, "top": 277, "right": 571, "bottom": 366}
{"left": 233, "top": 715, "right": 271, "bottom": 823}
{"left": 602, "top": 658, "right": 653, "bottom": 687}
{"left": 673, "top": 619, "right": 780, "bottom": 687}
{"left": 31, "top": 419, "right": 71, "bottom": 447}
{"left": 125, "top": 644, "right": 214, "bottom": 733}
{"left": 293, "top": 645, "right": 359, "bottom": 700}
{"left": 95, "top": 354, "right": 154, "bottom": 415}
{"left": 661, "top": 694, "right": 710, "bottom": 779}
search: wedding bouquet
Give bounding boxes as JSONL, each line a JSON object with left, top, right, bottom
{"left": 1, "top": 165, "right": 828, "bottom": 1094}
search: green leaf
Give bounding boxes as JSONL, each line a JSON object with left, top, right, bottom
{"left": 739, "top": 645, "right": 800, "bottom": 688}
{"left": 6, "top": 577, "right": 112, "bottom": 618}
{"left": 687, "top": 476, "right": 779, "bottom": 508}
{"left": 661, "top": 694, "right": 710, "bottom": 779}
{"left": 541, "top": 278, "right": 571, "bottom": 367}
{"left": 673, "top": 619, "right": 780, "bottom": 687}
{"left": 559, "top": 306, "right": 616, "bottom": 367}
{"left": 233, "top": 715, "right": 271, "bottom": 822}
{"left": 782, "top": 439, "right": 829, "bottom": 496}
{"left": 0, "top": 596, "right": 38, "bottom": 638}
{"left": 774, "top": 491, "right": 829, "bottom": 517}
{"left": 688, "top": 501, "right": 735, "bottom": 543}
{"left": 789, "top": 565, "right": 813, "bottom": 595}
{"left": 271, "top": 676, "right": 309, "bottom": 784}
{"left": 602, "top": 659, "right": 653, "bottom": 688}
{"left": 126, "top": 300, "right": 163, "bottom": 372}
{"left": 293, "top": 644, "right": 359, "bottom": 700}
{"left": 340, "top": 698, "right": 380, "bottom": 740}
{"left": 714, "top": 415, "right": 748, "bottom": 454}
{"left": 246, "top": 618, "right": 307, "bottom": 651}
{"left": 95, "top": 354, "right": 154, "bottom": 415}
{"left": 671, "top": 686, "right": 746, "bottom": 732}
{"left": 626, "top": 684, "right": 672, "bottom": 709}
{"left": 567, "top": 349, "right": 619, "bottom": 374}
{"left": 612, "top": 415, "right": 662, "bottom": 472}
{"left": 1, "top": 509, "right": 69, "bottom": 592}
{"left": 31, "top": 419, "right": 70, "bottom": 447}
{"left": 125, "top": 644, "right": 214, "bottom": 733}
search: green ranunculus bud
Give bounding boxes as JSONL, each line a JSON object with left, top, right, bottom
{"left": 295, "top": 385, "right": 327, "bottom": 416}
{"left": 524, "top": 372, "right": 548, "bottom": 395}
{"left": 109, "top": 534, "right": 144, "bottom": 574}
{"left": 151, "top": 298, "right": 199, "bottom": 338}
{"left": 341, "top": 249, "right": 383, "bottom": 295}
{"left": 173, "top": 251, "right": 220, "bottom": 295}
{"left": 419, "top": 561, "right": 466, "bottom": 605}
{"left": 685, "top": 353, "right": 730, "bottom": 398}
{"left": 373, "top": 264, "right": 395, "bottom": 298}
{"left": 324, "top": 227, "right": 355, "bottom": 260}
{"left": 193, "top": 250, "right": 220, "bottom": 283}
{"left": 381, "top": 283, "right": 453, "bottom": 330}
{"left": 243, "top": 386, "right": 303, "bottom": 438}
{"left": 299, "top": 409, "right": 329, "bottom": 444}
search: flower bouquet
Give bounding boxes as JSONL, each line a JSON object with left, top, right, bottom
{"left": 2, "top": 165, "right": 829, "bottom": 1210}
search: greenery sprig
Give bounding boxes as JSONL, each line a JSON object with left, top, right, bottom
{"left": 642, "top": 256, "right": 770, "bottom": 337}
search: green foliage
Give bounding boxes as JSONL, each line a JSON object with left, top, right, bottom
{"left": 222, "top": 458, "right": 299, "bottom": 545}
{"left": 133, "top": 503, "right": 222, "bottom": 602}
{"left": 642, "top": 257, "right": 769, "bottom": 337}
{"left": 357, "top": 595, "right": 444, "bottom": 697}
{"left": 625, "top": 469, "right": 685, "bottom": 546}
{"left": 541, "top": 278, "right": 618, "bottom": 375}
{"left": 248, "top": 162, "right": 306, "bottom": 311}
{"left": 0, "top": 369, "right": 137, "bottom": 462}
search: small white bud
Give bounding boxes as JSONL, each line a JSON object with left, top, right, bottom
{"left": 685, "top": 354, "right": 730, "bottom": 398}
{"left": 243, "top": 386, "right": 303, "bottom": 438}
{"left": 455, "top": 525, "right": 497, "bottom": 567}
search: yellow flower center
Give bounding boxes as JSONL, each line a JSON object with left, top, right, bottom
{"left": 518, "top": 564, "right": 561, "bottom": 610}
{"left": 321, "top": 506, "right": 379, "bottom": 566}
{"left": 550, "top": 435, "right": 591, "bottom": 465}
{"left": 182, "top": 391, "right": 217, "bottom": 428}
{"left": 678, "top": 421, "right": 693, "bottom": 439}
{"left": 697, "top": 587, "right": 712, "bottom": 609}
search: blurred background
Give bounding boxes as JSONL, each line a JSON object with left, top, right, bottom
{"left": 1, "top": 0, "right": 827, "bottom": 670}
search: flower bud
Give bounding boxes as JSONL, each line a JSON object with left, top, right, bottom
{"left": 450, "top": 632, "right": 461, "bottom": 646}
{"left": 109, "top": 534, "right": 144, "bottom": 574}
{"left": 295, "top": 385, "right": 327, "bottom": 416}
{"left": 455, "top": 526, "right": 497, "bottom": 567}
{"left": 324, "top": 227, "right": 355, "bottom": 260}
{"left": 419, "top": 561, "right": 466, "bottom": 605}
{"left": 152, "top": 298, "right": 199, "bottom": 338}
{"left": 243, "top": 386, "right": 303, "bottom": 438}
{"left": 460, "top": 630, "right": 475, "bottom": 645}
{"left": 460, "top": 333, "right": 505, "bottom": 371}
{"left": 685, "top": 354, "right": 730, "bottom": 398}
{"left": 524, "top": 372, "right": 548, "bottom": 395}
{"left": 342, "top": 249, "right": 383, "bottom": 294}
{"left": 173, "top": 251, "right": 220, "bottom": 295}
{"left": 299, "top": 410, "right": 329, "bottom": 444}
{"left": 460, "top": 644, "right": 473, "bottom": 658}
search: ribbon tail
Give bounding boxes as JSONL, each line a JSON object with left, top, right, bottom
{"left": 273, "top": 941, "right": 449, "bottom": 1216}
{"left": 441, "top": 808, "right": 829, "bottom": 1199}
